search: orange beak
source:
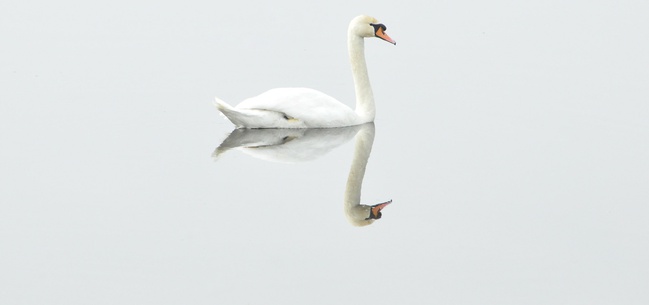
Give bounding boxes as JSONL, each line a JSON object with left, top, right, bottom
{"left": 376, "top": 27, "right": 396, "bottom": 45}
{"left": 371, "top": 200, "right": 393, "bottom": 219}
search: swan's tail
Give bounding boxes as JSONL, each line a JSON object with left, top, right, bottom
{"left": 213, "top": 97, "right": 250, "bottom": 128}
{"left": 214, "top": 97, "right": 287, "bottom": 129}
{"left": 213, "top": 97, "right": 235, "bottom": 114}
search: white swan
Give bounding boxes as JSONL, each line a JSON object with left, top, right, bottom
{"left": 344, "top": 123, "right": 391, "bottom": 226}
{"left": 214, "top": 15, "right": 396, "bottom": 129}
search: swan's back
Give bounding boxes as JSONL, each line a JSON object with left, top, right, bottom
{"left": 236, "top": 88, "right": 361, "bottom": 128}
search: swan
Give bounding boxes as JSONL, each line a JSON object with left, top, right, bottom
{"left": 214, "top": 15, "right": 396, "bottom": 129}
{"left": 344, "top": 123, "right": 391, "bottom": 226}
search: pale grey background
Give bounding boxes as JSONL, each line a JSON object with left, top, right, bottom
{"left": 1, "top": 0, "right": 648, "bottom": 304}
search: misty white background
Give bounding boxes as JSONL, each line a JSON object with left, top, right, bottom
{"left": 1, "top": 0, "right": 648, "bottom": 304}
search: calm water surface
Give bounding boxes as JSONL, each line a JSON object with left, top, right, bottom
{"left": 1, "top": 0, "right": 648, "bottom": 304}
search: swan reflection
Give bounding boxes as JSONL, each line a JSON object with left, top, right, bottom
{"left": 213, "top": 125, "right": 361, "bottom": 163}
{"left": 342, "top": 123, "right": 391, "bottom": 226}
{"left": 213, "top": 123, "right": 391, "bottom": 226}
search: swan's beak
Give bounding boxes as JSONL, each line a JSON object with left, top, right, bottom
{"left": 375, "top": 27, "right": 396, "bottom": 45}
{"left": 369, "top": 200, "right": 393, "bottom": 219}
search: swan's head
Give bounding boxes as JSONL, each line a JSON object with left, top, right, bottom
{"left": 349, "top": 15, "right": 396, "bottom": 45}
{"left": 345, "top": 200, "right": 392, "bottom": 227}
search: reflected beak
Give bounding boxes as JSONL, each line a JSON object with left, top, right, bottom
{"left": 376, "top": 27, "right": 396, "bottom": 45}
{"left": 370, "top": 199, "right": 393, "bottom": 219}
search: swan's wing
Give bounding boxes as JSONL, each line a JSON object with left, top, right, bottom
{"left": 216, "top": 97, "right": 302, "bottom": 128}
{"left": 236, "top": 88, "right": 360, "bottom": 127}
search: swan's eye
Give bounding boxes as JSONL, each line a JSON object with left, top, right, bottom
{"left": 370, "top": 23, "right": 387, "bottom": 35}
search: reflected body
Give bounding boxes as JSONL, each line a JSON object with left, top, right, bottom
{"left": 213, "top": 125, "right": 361, "bottom": 162}
{"left": 214, "top": 15, "right": 395, "bottom": 128}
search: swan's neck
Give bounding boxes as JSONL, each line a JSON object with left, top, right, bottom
{"left": 348, "top": 34, "right": 375, "bottom": 123}
{"left": 344, "top": 124, "right": 375, "bottom": 224}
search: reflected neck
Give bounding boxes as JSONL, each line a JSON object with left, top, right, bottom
{"left": 348, "top": 34, "right": 375, "bottom": 123}
{"left": 344, "top": 124, "right": 375, "bottom": 225}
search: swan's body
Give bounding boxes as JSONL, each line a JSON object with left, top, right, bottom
{"left": 214, "top": 15, "right": 395, "bottom": 129}
{"left": 215, "top": 88, "right": 360, "bottom": 128}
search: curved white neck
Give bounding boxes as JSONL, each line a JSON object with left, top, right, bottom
{"left": 348, "top": 34, "right": 375, "bottom": 123}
